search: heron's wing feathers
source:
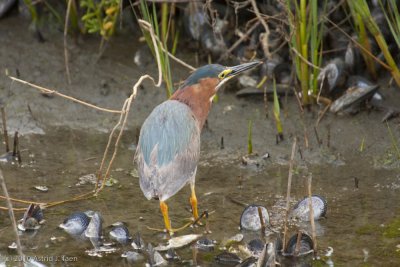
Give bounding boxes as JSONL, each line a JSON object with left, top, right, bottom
{"left": 136, "top": 100, "right": 200, "bottom": 201}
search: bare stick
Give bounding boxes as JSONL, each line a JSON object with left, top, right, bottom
{"left": 257, "top": 206, "right": 266, "bottom": 240}
{"left": 1, "top": 107, "right": 10, "bottom": 153}
{"left": 64, "top": 0, "right": 72, "bottom": 84}
{"left": 307, "top": 173, "right": 317, "bottom": 257}
{"left": 96, "top": 20, "right": 163, "bottom": 191}
{"left": 0, "top": 169, "right": 25, "bottom": 265}
{"left": 282, "top": 137, "right": 297, "bottom": 252}
{"left": 250, "top": 0, "right": 270, "bottom": 58}
{"left": 8, "top": 76, "right": 122, "bottom": 114}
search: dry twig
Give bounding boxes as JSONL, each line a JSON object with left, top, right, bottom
{"left": 64, "top": 0, "right": 73, "bottom": 84}
{"left": 0, "top": 169, "right": 25, "bottom": 265}
{"left": 282, "top": 138, "right": 297, "bottom": 252}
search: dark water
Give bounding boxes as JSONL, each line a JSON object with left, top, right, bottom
{"left": 0, "top": 128, "right": 400, "bottom": 267}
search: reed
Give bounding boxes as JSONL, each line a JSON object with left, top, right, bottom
{"left": 285, "top": 0, "right": 326, "bottom": 106}
{"left": 378, "top": 0, "right": 400, "bottom": 49}
{"left": 347, "top": 1, "right": 377, "bottom": 80}
{"left": 247, "top": 120, "right": 253, "bottom": 155}
{"left": 139, "top": 0, "right": 173, "bottom": 97}
{"left": 350, "top": 1, "right": 400, "bottom": 87}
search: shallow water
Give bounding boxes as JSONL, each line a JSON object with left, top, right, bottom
{"left": 0, "top": 128, "right": 399, "bottom": 267}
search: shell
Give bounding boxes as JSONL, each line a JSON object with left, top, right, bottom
{"left": 109, "top": 223, "right": 131, "bottom": 245}
{"left": 121, "top": 251, "right": 144, "bottom": 263}
{"left": 59, "top": 212, "right": 90, "bottom": 236}
{"left": 240, "top": 205, "right": 270, "bottom": 231}
{"left": 195, "top": 237, "right": 215, "bottom": 252}
{"left": 330, "top": 84, "right": 379, "bottom": 113}
{"left": 165, "top": 248, "right": 180, "bottom": 261}
{"left": 237, "top": 256, "right": 257, "bottom": 267}
{"left": 215, "top": 251, "right": 241, "bottom": 265}
{"left": 131, "top": 232, "right": 146, "bottom": 250}
{"left": 292, "top": 195, "right": 327, "bottom": 221}
{"left": 247, "top": 238, "right": 265, "bottom": 256}
{"left": 154, "top": 234, "right": 202, "bottom": 251}
{"left": 85, "top": 212, "right": 102, "bottom": 239}
{"left": 18, "top": 204, "right": 44, "bottom": 231}
{"left": 285, "top": 232, "right": 314, "bottom": 257}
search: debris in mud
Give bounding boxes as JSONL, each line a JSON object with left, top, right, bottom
{"left": 76, "top": 173, "right": 98, "bottom": 186}
{"left": 34, "top": 185, "right": 48, "bottom": 192}
{"left": 154, "top": 234, "right": 202, "bottom": 251}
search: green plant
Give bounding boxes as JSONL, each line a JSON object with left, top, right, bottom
{"left": 138, "top": 0, "right": 173, "bottom": 97}
{"left": 350, "top": 1, "right": 400, "bottom": 87}
{"left": 285, "top": 0, "right": 326, "bottom": 106}
{"left": 378, "top": 0, "right": 400, "bottom": 49}
{"left": 80, "top": 0, "right": 120, "bottom": 40}
{"left": 247, "top": 120, "right": 253, "bottom": 154}
{"left": 348, "top": 1, "right": 377, "bottom": 79}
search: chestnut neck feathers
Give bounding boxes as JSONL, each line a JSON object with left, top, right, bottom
{"left": 170, "top": 77, "right": 219, "bottom": 130}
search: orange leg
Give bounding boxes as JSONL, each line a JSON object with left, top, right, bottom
{"left": 190, "top": 184, "right": 199, "bottom": 220}
{"left": 160, "top": 201, "right": 173, "bottom": 235}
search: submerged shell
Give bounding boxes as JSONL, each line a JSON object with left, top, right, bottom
{"left": 285, "top": 232, "right": 314, "bottom": 257}
{"left": 148, "top": 243, "right": 167, "bottom": 266}
{"left": 240, "top": 205, "right": 270, "bottom": 231}
{"left": 195, "top": 237, "right": 216, "bottom": 252}
{"left": 292, "top": 195, "right": 327, "bottom": 221}
{"left": 109, "top": 222, "right": 131, "bottom": 245}
{"left": 59, "top": 212, "right": 90, "bottom": 236}
{"left": 154, "top": 234, "right": 202, "bottom": 251}
{"left": 85, "top": 212, "right": 102, "bottom": 239}
{"left": 237, "top": 256, "right": 257, "bottom": 267}
{"left": 18, "top": 204, "right": 44, "bottom": 231}
{"left": 247, "top": 239, "right": 265, "bottom": 257}
{"left": 165, "top": 248, "right": 180, "bottom": 261}
{"left": 215, "top": 251, "right": 242, "bottom": 265}
{"left": 131, "top": 232, "right": 146, "bottom": 250}
{"left": 121, "top": 251, "right": 144, "bottom": 263}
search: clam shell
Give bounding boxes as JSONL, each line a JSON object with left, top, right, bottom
{"left": 109, "top": 223, "right": 131, "bottom": 245}
{"left": 330, "top": 84, "right": 379, "bottom": 113}
{"left": 285, "top": 232, "right": 314, "bottom": 257}
{"left": 240, "top": 205, "right": 270, "bottom": 231}
{"left": 292, "top": 195, "right": 327, "bottom": 221}
{"left": 195, "top": 237, "right": 215, "bottom": 252}
{"left": 59, "top": 212, "right": 90, "bottom": 236}
{"left": 215, "top": 251, "right": 241, "bottom": 265}
{"left": 247, "top": 238, "right": 265, "bottom": 256}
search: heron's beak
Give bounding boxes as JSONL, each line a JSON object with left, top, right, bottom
{"left": 227, "top": 61, "right": 263, "bottom": 78}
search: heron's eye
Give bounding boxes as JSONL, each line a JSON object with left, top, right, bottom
{"left": 218, "top": 69, "right": 232, "bottom": 79}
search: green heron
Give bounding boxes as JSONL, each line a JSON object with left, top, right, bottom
{"left": 136, "top": 61, "right": 261, "bottom": 235}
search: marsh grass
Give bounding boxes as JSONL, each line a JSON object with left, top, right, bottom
{"left": 350, "top": 1, "right": 400, "bottom": 87}
{"left": 247, "top": 120, "right": 253, "bottom": 155}
{"left": 378, "top": 0, "right": 400, "bottom": 49}
{"left": 347, "top": 1, "right": 377, "bottom": 80}
{"left": 285, "top": 0, "right": 326, "bottom": 106}
{"left": 138, "top": 0, "right": 173, "bottom": 97}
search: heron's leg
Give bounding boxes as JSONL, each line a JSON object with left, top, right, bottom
{"left": 190, "top": 183, "right": 199, "bottom": 220}
{"left": 160, "top": 201, "right": 173, "bottom": 235}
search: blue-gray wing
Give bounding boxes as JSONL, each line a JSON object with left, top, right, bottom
{"left": 135, "top": 100, "right": 200, "bottom": 201}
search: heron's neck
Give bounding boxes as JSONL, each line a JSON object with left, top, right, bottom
{"left": 171, "top": 78, "right": 219, "bottom": 130}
